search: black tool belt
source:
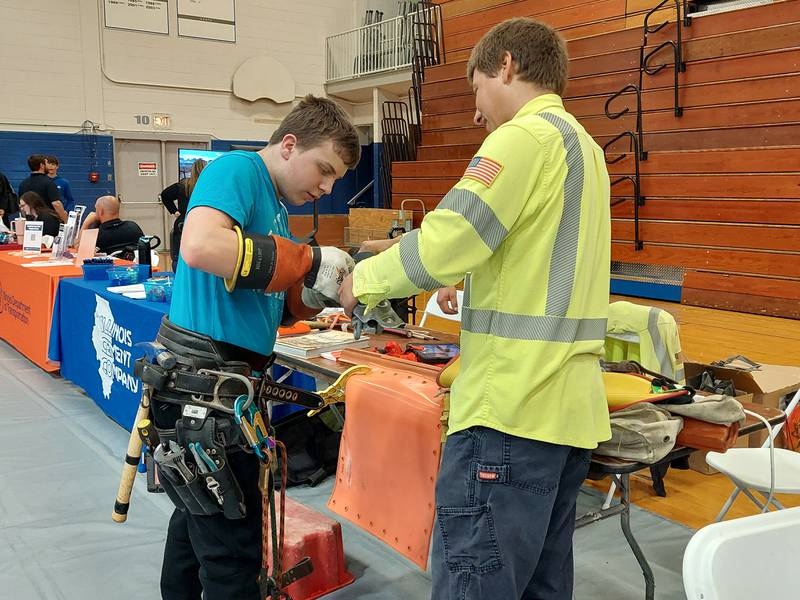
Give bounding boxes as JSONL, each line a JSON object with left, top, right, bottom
{"left": 137, "top": 318, "right": 326, "bottom": 519}
{"left": 139, "top": 318, "right": 260, "bottom": 412}
{"left": 139, "top": 317, "right": 323, "bottom": 418}
{"left": 137, "top": 318, "right": 273, "bottom": 518}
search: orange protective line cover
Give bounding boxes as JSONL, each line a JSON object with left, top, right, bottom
{"left": 328, "top": 355, "right": 443, "bottom": 570}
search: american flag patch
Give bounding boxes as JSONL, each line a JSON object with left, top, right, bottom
{"left": 463, "top": 156, "right": 503, "bottom": 187}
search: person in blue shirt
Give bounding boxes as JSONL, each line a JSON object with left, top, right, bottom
{"left": 147, "top": 95, "right": 360, "bottom": 600}
{"left": 46, "top": 156, "right": 77, "bottom": 213}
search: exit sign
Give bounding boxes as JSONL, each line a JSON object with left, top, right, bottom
{"left": 153, "top": 114, "right": 172, "bottom": 129}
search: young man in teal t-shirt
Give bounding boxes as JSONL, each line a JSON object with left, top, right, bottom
{"left": 150, "top": 95, "right": 360, "bottom": 600}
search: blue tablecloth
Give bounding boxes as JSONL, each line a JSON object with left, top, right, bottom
{"left": 48, "top": 277, "right": 170, "bottom": 430}
{"left": 47, "top": 275, "right": 313, "bottom": 429}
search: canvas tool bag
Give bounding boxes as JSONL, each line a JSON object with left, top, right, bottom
{"left": 595, "top": 403, "right": 683, "bottom": 464}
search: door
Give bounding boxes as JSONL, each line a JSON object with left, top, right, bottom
{"left": 163, "top": 141, "right": 208, "bottom": 251}
{"left": 114, "top": 138, "right": 209, "bottom": 253}
{"left": 114, "top": 138, "right": 168, "bottom": 245}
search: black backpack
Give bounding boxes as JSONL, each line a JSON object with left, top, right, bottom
{"left": 273, "top": 406, "right": 343, "bottom": 487}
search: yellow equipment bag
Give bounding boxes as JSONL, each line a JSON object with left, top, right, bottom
{"left": 434, "top": 356, "right": 689, "bottom": 413}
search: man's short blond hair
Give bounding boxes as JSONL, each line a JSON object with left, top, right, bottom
{"left": 467, "top": 18, "right": 569, "bottom": 96}
{"left": 269, "top": 94, "right": 361, "bottom": 169}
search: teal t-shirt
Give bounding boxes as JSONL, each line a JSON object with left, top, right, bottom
{"left": 169, "top": 151, "right": 291, "bottom": 355}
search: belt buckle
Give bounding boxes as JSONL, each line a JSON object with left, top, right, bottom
{"left": 191, "top": 369, "right": 254, "bottom": 415}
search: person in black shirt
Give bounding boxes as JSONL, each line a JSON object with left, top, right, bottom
{"left": 80, "top": 195, "right": 144, "bottom": 254}
{"left": 160, "top": 159, "right": 206, "bottom": 268}
{"left": 0, "top": 169, "right": 18, "bottom": 226}
{"left": 19, "top": 191, "right": 61, "bottom": 237}
{"left": 17, "top": 155, "right": 67, "bottom": 222}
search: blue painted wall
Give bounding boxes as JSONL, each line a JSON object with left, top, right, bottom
{"left": 210, "top": 139, "right": 375, "bottom": 215}
{"left": 0, "top": 131, "right": 115, "bottom": 209}
{"left": 210, "top": 139, "right": 266, "bottom": 152}
{"left": 0, "top": 131, "right": 375, "bottom": 218}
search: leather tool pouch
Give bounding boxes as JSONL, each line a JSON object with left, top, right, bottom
{"left": 152, "top": 415, "right": 247, "bottom": 519}
{"left": 157, "top": 459, "right": 213, "bottom": 515}
{"left": 176, "top": 415, "right": 246, "bottom": 519}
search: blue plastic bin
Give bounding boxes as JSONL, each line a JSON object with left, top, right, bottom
{"left": 82, "top": 263, "right": 113, "bottom": 280}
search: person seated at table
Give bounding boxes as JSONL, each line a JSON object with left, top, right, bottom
{"left": 19, "top": 191, "right": 61, "bottom": 237}
{"left": 80, "top": 195, "right": 144, "bottom": 254}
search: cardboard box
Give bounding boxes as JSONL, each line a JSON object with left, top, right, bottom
{"left": 684, "top": 359, "right": 800, "bottom": 448}
{"left": 684, "top": 361, "right": 754, "bottom": 404}
{"left": 687, "top": 435, "right": 749, "bottom": 475}
{"left": 688, "top": 450, "right": 716, "bottom": 475}
{"left": 348, "top": 208, "right": 419, "bottom": 230}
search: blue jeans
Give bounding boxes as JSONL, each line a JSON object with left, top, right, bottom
{"left": 431, "top": 427, "right": 591, "bottom": 600}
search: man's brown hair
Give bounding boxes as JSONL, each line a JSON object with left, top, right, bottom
{"left": 269, "top": 94, "right": 361, "bottom": 169}
{"left": 27, "top": 154, "right": 47, "bottom": 172}
{"left": 467, "top": 18, "right": 569, "bottom": 96}
{"left": 46, "top": 155, "right": 59, "bottom": 166}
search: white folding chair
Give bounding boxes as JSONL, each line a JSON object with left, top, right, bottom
{"left": 706, "top": 389, "right": 800, "bottom": 521}
{"left": 418, "top": 290, "right": 463, "bottom": 327}
{"left": 683, "top": 506, "right": 800, "bottom": 600}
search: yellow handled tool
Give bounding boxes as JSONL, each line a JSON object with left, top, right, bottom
{"left": 307, "top": 365, "right": 371, "bottom": 417}
{"left": 112, "top": 386, "right": 152, "bottom": 523}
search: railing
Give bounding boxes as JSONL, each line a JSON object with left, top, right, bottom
{"left": 326, "top": 7, "right": 439, "bottom": 83}
{"left": 642, "top": 0, "right": 688, "bottom": 117}
{"left": 604, "top": 131, "right": 646, "bottom": 251}
{"left": 378, "top": 1, "right": 443, "bottom": 208}
{"left": 605, "top": 84, "right": 647, "bottom": 161}
{"left": 599, "top": 0, "right": 691, "bottom": 250}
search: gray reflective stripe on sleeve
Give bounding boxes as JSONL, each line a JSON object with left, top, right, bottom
{"left": 464, "top": 273, "right": 471, "bottom": 307}
{"left": 539, "top": 112, "right": 584, "bottom": 317}
{"left": 648, "top": 307, "right": 674, "bottom": 378}
{"left": 399, "top": 229, "right": 445, "bottom": 291}
{"left": 462, "top": 308, "right": 606, "bottom": 342}
{"left": 439, "top": 188, "right": 508, "bottom": 251}
{"left": 675, "top": 367, "right": 685, "bottom": 382}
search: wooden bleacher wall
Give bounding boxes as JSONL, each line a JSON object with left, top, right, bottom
{"left": 392, "top": 0, "right": 800, "bottom": 319}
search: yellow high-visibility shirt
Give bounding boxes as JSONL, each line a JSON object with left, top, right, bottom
{"left": 605, "top": 300, "right": 686, "bottom": 383}
{"left": 353, "top": 94, "right": 612, "bottom": 448}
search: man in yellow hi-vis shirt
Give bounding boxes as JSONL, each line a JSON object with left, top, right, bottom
{"left": 340, "top": 18, "right": 611, "bottom": 600}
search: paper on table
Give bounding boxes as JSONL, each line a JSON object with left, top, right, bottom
{"left": 123, "top": 291, "right": 147, "bottom": 299}
{"left": 21, "top": 260, "right": 75, "bottom": 268}
{"left": 75, "top": 228, "right": 98, "bottom": 263}
{"left": 107, "top": 284, "right": 145, "bottom": 294}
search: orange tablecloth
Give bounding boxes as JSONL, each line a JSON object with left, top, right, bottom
{"left": 0, "top": 252, "right": 82, "bottom": 371}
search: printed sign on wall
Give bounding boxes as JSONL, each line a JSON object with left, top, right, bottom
{"left": 138, "top": 162, "right": 159, "bottom": 176}
{"left": 104, "top": 0, "right": 169, "bottom": 35}
{"left": 178, "top": 0, "right": 236, "bottom": 42}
